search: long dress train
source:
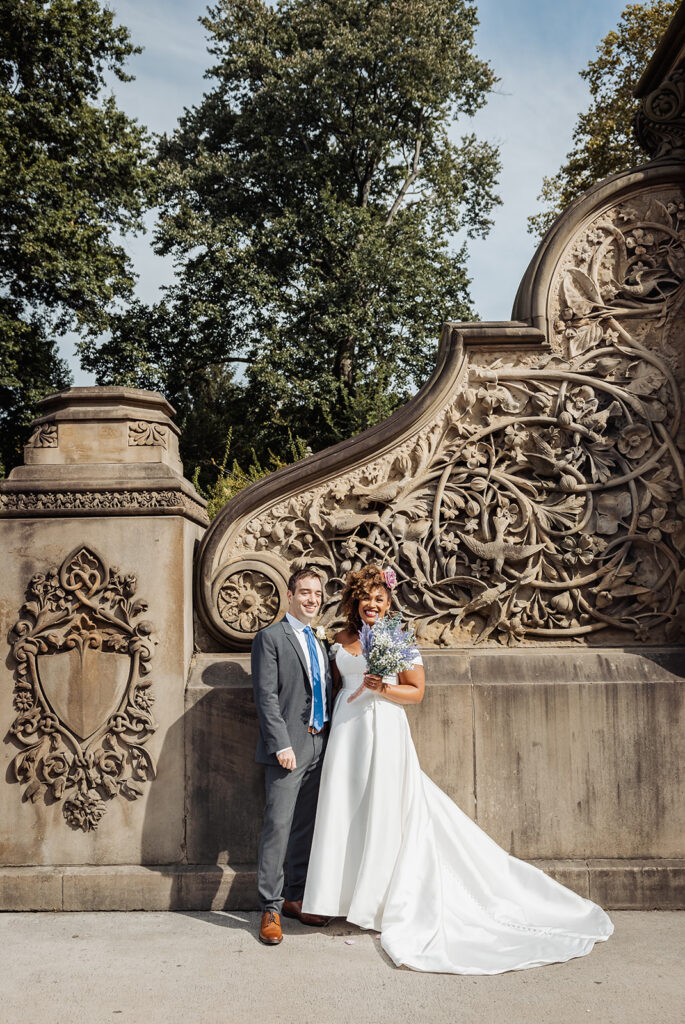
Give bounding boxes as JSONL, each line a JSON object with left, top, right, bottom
{"left": 302, "top": 645, "right": 613, "bottom": 975}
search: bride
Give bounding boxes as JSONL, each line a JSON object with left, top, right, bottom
{"left": 301, "top": 563, "right": 613, "bottom": 974}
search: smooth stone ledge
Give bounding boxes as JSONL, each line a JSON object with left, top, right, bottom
{"left": 190, "top": 647, "right": 685, "bottom": 689}
{"left": 0, "top": 861, "right": 682, "bottom": 912}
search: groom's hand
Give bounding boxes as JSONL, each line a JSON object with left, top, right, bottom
{"left": 277, "top": 747, "right": 296, "bottom": 770}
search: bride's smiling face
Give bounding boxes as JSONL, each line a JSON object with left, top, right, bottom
{"left": 358, "top": 586, "right": 391, "bottom": 626}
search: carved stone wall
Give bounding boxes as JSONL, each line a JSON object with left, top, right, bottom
{"left": 196, "top": 175, "right": 685, "bottom": 651}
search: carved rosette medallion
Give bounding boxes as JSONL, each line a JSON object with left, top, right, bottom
{"left": 27, "top": 424, "right": 58, "bottom": 448}
{"left": 128, "top": 421, "right": 168, "bottom": 448}
{"left": 214, "top": 556, "right": 288, "bottom": 645}
{"left": 8, "top": 547, "right": 157, "bottom": 830}
{"left": 198, "top": 182, "right": 685, "bottom": 650}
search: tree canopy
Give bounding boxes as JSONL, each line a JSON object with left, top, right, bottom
{"left": 528, "top": 0, "right": 678, "bottom": 240}
{"left": 82, "top": 0, "right": 501, "bottom": 482}
{"left": 0, "top": 0, "right": 151, "bottom": 473}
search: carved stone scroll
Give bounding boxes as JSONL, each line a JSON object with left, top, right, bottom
{"left": 27, "top": 424, "right": 57, "bottom": 448}
{"left": 8, "top": 547, "right": 157, "bottom": 830}
{"left": 635, "top": 67, "right": 685, "bottom": 160}
{"left": 128, "top": 421, "right": 169, "bottom": 448}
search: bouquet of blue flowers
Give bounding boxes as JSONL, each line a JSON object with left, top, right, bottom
{"left": 347, "top": 614, "right": 419, "bottom": 702}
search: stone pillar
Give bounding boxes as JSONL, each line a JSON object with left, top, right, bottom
{"left": 0, "top": 388, "right": 208, "bottom": 909}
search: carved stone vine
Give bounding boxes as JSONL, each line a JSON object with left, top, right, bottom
{"left": 0, "top": 489, "right": 209, "bottom": 523}
{"left": 8, "top": 547, "right": 157, "bottom": 830}
{"left": 203, "top": 186, "right": 685, "bottom": 649}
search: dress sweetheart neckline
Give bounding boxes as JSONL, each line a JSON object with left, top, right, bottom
{"left": 331, "top": 642, "right": 363, "bottom": 658}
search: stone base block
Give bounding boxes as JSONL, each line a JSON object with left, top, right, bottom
{"left": 0, "top": 865, "right": 256, "bottom": 912}
{"left": 0, "top": 860, "right": 682, "bottom": 911}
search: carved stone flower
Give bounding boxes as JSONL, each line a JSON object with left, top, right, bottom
{"left": 462, "top": 443, "right": 488, "bottom": 469}
{"left": 562, "top": 534, "right": 594, "bottom": 566}
{"left": 504, "top": 423, "right": 527, "bottom": 449}
{"left": 625, "top": 228, "right": 654, "bottom": 255}
{"left": 218, "top": 571, "right": 279, "bottom": 632}
{"left": 565, "top": 385, "right": 596, "bottom": 420}
{"left": 470, "top": 559, "right": 490, "bottom": 579}
{"left": 134, "top": 686, "right": 155, "bottom": 712}
{"left": 13, "top": 691, "right": 35, "bottom": 712}
{"left": 340, "top": 538, "right": 359, "bottom": 558}
{"left": 637, "top": 506, "right": 672, "bottom": 543}
{"left": 441, "top": 531, "right": 461, "bottom": 553}
{"left": 618, "top": 424, "right": 652, "bottom": 460}
{"left": 64, "top": 791, "right": 106, "bottom": 832}
{"left": 497, "top": 497, "right": 519, "bottom": 523}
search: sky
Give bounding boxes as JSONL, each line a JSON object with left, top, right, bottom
{"left": 65, "top": 0, "right": 632, "bottom": 384}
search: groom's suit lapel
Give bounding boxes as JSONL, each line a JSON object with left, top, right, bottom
{"left": 280, "top": 620, "right": 312, "bottom": 693}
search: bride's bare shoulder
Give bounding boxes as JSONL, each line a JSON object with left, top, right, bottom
{"left": 333, "top": 628, "right": 355, "bottom": 645}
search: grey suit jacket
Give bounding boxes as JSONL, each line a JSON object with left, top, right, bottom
{"left": 251, "top": 619, "right": 333, "bottom": 766}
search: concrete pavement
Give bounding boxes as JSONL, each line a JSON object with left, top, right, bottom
{"left": 1, "top": 911, "right": 682, "bottom": 1024}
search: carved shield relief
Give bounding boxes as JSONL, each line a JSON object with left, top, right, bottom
{"left": 8, "top": 547, "right": 157, "bottom": 831}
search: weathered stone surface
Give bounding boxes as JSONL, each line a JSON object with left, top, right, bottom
{"left": 62, "top": 865, "right": 180, "bottom": 912}
{"left": 0, "top": 866, "right": 62, "bottom": 911}
{"left": 24, "top": 387, "right": 182, "bottom": 471}
{"left": 472, "top": 669, "right": 684, "bottom": 860}
{"left": 0, "top": 864, "right": 258, "bottom": 911}
{"left": 184, "top": 654, "right": 263, "bottom": 866}
{"left": 0, "top": 859, "right": 680, "bottom": 911}
{"left": 588, "top": 859, "right": 685, "bottom": 910}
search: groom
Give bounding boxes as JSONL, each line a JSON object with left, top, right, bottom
{"left": 251, "top": 564, "right": 333, "bottom": 945}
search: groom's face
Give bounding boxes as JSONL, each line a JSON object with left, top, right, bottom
{"left": 287, "top": 575, "right": 323, "bottom": 624}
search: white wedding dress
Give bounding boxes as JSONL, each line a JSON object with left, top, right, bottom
{"left": 301, "top": 645, "right": 613, "bottom": 974}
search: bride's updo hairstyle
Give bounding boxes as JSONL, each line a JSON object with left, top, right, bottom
{"left": 340, "top": 564, "right": 391, "bottom": 634}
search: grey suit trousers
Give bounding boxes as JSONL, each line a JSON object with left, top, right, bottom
{"left": 257, "top": 729, "right": 326, "bottom": 912}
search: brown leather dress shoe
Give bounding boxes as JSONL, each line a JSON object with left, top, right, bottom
{"left": 282, "top": 898, "right": 329, "bottom": 927}
{"left": 259, "top": 910, "right": 283, "bottom": 945}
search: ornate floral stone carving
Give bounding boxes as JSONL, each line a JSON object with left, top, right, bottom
{"left": 0, "top": 488, "right": 209, "bottom": 524}
{"left": 198, "top": 183, "right": 685, "bottom": 650}
{"left": 635, "top": 67, "right": 685, "bottom": 160}
{"left": 128, "top": 421, "right": 168, "bottom": 448}
{"left": 8, "top": 547, "right": 157, "bottom": 830}
{"left": 27, "top": 424, "right": 57, "bottom": 448}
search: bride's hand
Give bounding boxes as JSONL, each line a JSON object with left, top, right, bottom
{"left": 363, "top": 672, "right": 385, "bottom": 693}
{"left": 347, "top": 672, "right": 385, "bottom": 703}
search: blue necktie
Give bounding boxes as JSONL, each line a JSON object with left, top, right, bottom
{"left": 304, "top": 626, "right": 325, "bottom": 731}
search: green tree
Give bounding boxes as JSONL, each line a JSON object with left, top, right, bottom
{"left": 0, "top": 0, "right": 151, "bottom": 472}
{"left": 528, "top": 0, "right": 678, "bottom": 240}
{"left": 82, "top": 0, "right": 500, "bottom": 481}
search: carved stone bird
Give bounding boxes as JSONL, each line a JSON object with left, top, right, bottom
{"left": 457, "top": 513, "right": 545, "bottom": 574}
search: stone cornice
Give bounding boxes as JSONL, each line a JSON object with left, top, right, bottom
{"left": 0, "top": 486, "right": 209, "bottom": 526}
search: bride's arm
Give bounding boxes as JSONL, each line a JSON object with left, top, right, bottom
{"left": 363, "top": 664, "right": 425, "bottom": 705}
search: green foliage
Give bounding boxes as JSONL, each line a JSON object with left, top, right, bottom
{"left": 82, "top": 0, "right": 501, "bottom": 480}
{"left": 528, "top": 0, "right": 678, "bottom": 240}
{"left": 0, "top": 0, "right": 152, "bottom": 472}
{"left": 195, "top": 429, "right": 311, "bottom": 519}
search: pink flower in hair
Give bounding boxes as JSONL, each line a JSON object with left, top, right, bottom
{"left": 383, "top": 567, "right": 397, "bottom": 590}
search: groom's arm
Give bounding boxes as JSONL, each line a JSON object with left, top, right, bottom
{"left": 251, "top": 629, "right": 292, "bottom": 756}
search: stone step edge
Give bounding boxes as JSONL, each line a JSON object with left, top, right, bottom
{"left": 0, "top": 860, "right": 683, "bottom": 912}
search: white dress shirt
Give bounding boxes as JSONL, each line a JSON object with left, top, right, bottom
{"left": 276, "top": 613, "right": 328, "bottom": 755}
